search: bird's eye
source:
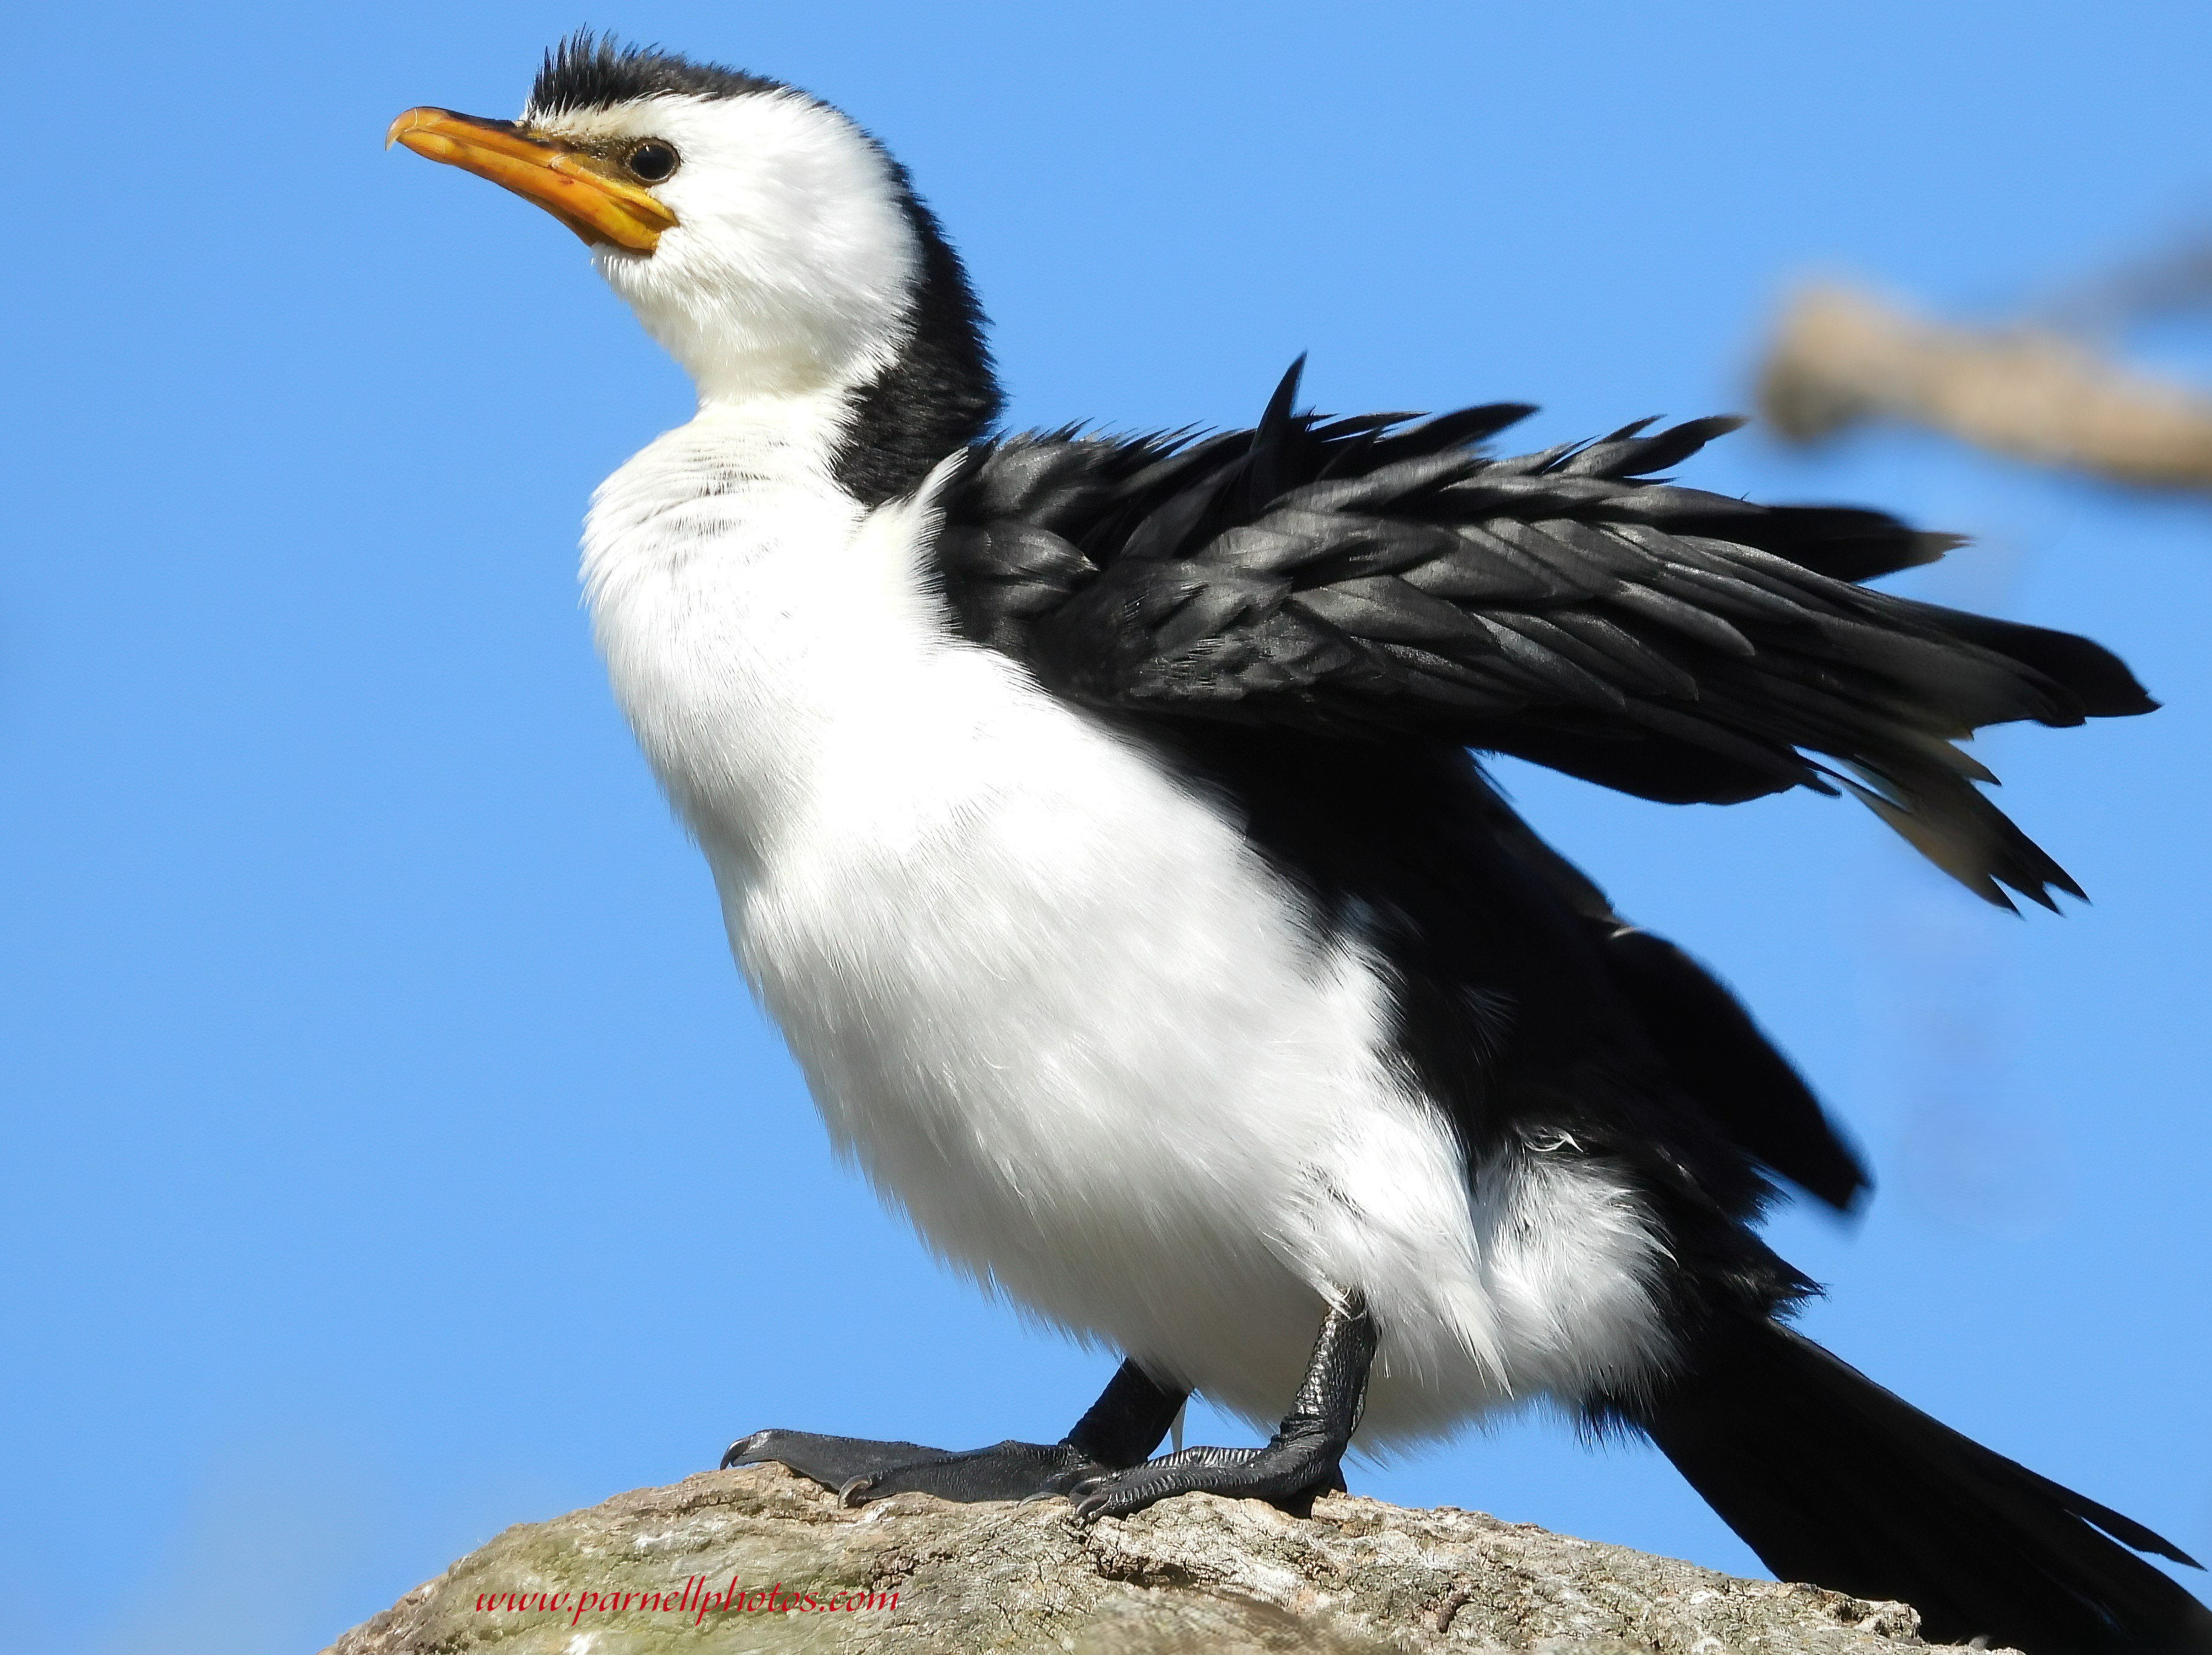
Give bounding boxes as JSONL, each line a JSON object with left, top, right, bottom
{"left": 626, "top": 142, "right": 679, "bottom": 183}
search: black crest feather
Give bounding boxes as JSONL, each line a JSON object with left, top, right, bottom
{"left": 529, "top": 30, "right": 787, "bottom": 116}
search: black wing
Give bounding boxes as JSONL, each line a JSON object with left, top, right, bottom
{"left": 934, "top": 362, "right": 2155, "bottom": 911}
{"left": 1468, "top": 770, "right": 1870, "bottom": 1210}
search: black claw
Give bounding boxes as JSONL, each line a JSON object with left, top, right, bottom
{"left": 719, "top": 1431, "right": 772, "bottom": 1470}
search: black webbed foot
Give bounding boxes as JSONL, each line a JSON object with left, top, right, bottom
{"left": 1070, "top": 1293, "right": 1376, "bottom": 1524}
{"left": 1067, "top": 1432, "right": 1348, "bottom": 1519}
{"left": 720, "top": 1360, "right": 1189, "bottom": 1506}
{"left": 722, "top": 1429, "right": 1113, "bottom": 1503}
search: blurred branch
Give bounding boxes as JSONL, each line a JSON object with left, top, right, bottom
{"left": 2041, "top": 234, "right": 2212, "bottom": 332}
{"left": 1756, "top": 284, "right": 2212, "bottom": 488}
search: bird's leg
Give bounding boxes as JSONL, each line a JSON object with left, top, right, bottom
{"left": 1069, "top": 1291, "right": 1376, "bottom": 1523}
{"left": 718, "top": 1359, "right": 1188, "bottom": 1504}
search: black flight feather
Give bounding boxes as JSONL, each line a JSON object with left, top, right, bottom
{"left": 936, "top": 364, "right": 2153, "bottom": 912}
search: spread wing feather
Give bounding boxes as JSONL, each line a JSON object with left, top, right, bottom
{"left": 933, "top": 360, "right": 2154, "bottom": 910}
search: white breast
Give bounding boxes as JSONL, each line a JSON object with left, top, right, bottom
{"left": 581, "top": 405, "right": 1672, "bottom": 1444}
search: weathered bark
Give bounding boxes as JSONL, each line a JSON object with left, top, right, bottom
{"left": 1756, "top": 283, "right": 2212, "bottom": 488}
{"left": 323, "top": 1462, "right": 1996, "bottom": 1653}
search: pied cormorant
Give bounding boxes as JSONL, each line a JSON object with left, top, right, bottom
{"left": 389, "top": 35, "right": 2210, "bottom": 1654}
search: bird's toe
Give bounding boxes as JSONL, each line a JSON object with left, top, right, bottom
{"left": 717, "top": 1429, "right": 1114, "bottom": 1504}
{"left": 717, "top": 1429, "right": 953, "bottom": 1492}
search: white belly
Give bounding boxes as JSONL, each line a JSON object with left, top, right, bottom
{"left": 587, "top": 456, "right": 1669, "bottom": 1444}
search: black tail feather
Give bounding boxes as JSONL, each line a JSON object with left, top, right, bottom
{"left": 1638, "top": 1318, "right": 2212, "bottom": 1654}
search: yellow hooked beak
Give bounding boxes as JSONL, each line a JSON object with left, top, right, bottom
{"left": 386, "top": 108, "right": 678, "bottom": 252}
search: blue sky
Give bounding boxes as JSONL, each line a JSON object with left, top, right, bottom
{"left": 4, "top": 3, "right": 2209, "bottom": 1651}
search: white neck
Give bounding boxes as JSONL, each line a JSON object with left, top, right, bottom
{"left": 582, "top": 390, "right": 853, "bottom": 594}
{"left": 616, "top": 285, "right": 907, "bottom": 408}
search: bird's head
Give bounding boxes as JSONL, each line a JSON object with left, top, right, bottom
{"left": 390, "top": 33, "right": 987, "bottom": 422}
